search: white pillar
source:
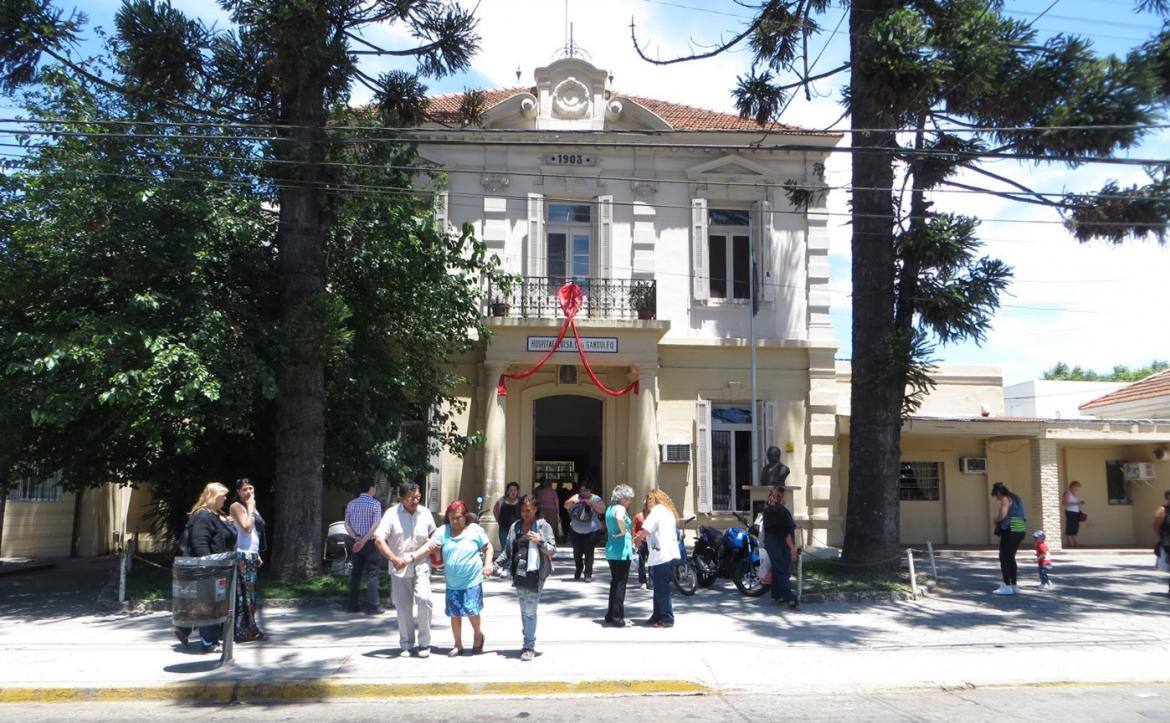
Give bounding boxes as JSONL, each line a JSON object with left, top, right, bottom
{"left": 482, "top": 363, "right": 508, "bottom": 530}
{"left": 628, "top": 365, "right": 659, "bottom": 501}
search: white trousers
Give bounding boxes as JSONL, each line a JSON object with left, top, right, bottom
{"left": 390, "top": 568, "right": 433, "bottom": 650}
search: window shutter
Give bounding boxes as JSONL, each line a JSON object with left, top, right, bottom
{"left": 595, "top": 194, "right": 613, "bottom": 279}
{"left": 434, "top": 191, "right": 449, "bottom": 236}
{"left": 691, "top": 198, "right": 709, "bottom": 303}
{"left": 754, "top": 198, "right": 775, "bottom": 302}
{"left": 426, "top": 444, "right": 443, "bottom": 514}
{"left": 695, "top": 399, "right": 713, "bottom": 513}
{"left": 756, "top": 400, "right": 776, "bottom": 479}
{"left": 527, "top": 192, "right": 545, "bottom": 278}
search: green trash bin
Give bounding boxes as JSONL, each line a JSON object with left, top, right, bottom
{"left": 172, "top": 552, "right": 235, "bottom": 627}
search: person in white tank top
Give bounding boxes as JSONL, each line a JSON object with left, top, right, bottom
{"left": 1062, "top": 480, "right": 1085, "bottom": 548}
{"left": 229, "top": 478, "right": 265, "bottom": 642}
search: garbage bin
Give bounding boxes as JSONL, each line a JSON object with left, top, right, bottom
{"left": 172, "top": 552, "right": 235, "bottom": 627}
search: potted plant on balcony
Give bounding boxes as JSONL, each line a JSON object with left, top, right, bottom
{"left": 629, "top": 280, "right": 655, "bottom": 320}
{"left": 489, "top": 298, "right": 510, "bottom": 317}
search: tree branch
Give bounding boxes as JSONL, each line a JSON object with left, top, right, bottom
{"left": 630, "top": 3, "right": 775, "bottom": 66}
{"left": 964, "top": 164, "right": 1058, "bottom": 206}
{"left": 940, "top": 179, "right": 1059, "bottom": 207}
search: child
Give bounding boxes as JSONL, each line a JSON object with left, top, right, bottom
{"left": 1033, "top": 530, "right": 1054, "bottom": 590}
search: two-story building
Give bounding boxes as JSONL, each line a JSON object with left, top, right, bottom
{"left": 414, "top": 55, "right": 842, "bottom": 545}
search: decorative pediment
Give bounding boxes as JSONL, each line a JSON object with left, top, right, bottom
{"left": 686, "top": 154, "right": 778, "bottom": 181}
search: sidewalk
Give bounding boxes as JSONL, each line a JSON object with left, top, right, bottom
{"left": 1, "top": 550, "right": 1168, "bottom": 702}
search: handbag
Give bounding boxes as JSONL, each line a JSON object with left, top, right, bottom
{"left": 1078, "top": 511, "right": 1087, "bottom": 522}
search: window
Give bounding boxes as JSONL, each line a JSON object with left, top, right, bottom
{"left": 547, "top": 202, "right": 592, "bottom": 286}
{"left": 899, "top": 462, "right": 941, "bottom": 501}
{"left": 7, "top": 476, "right": 63, "bottom": 503}
{"left": 708, "top": 208, "right": 751, "bottom": 300}
{"left": 711, "top": 405, "right": 753, "bottom": 511}
{"left": 1105, "top": 460, "right": 1130, "bottom": 505}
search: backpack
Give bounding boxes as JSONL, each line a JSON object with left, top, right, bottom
{"left": 177, "top": 517, "right": 195, "bottom": 557}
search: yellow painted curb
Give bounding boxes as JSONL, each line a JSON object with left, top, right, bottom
{"left": 0, "top": 679, "right": 711, "bottom": 704}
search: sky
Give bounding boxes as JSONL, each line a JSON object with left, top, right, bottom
{"left": 26, "top": 0, "right": 1170, "bottom": 384}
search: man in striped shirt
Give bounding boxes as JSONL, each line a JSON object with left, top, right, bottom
{"left": 345, "top": 480, "right": 385, "bottom": 614}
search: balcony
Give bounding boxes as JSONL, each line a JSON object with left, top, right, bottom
{"left": 485, "top": 277, "right": 656, "bottom": 321}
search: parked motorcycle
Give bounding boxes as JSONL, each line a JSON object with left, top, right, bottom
{"left": 672, "top": 516, "right": 698, "bottom": 596}
{"left": 692, "top": 511, "right": 767, "bottom": 596}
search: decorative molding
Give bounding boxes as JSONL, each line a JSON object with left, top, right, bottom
{"left": 630, "top": 179, "right": 658, "bottom": 198}
{"left": 551, "top": 77, "right": 591, "bottom": 119}
{"left": 480, "top": 174, "right": 510, "bottom": 193}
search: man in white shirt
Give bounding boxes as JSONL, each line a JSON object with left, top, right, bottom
{"left": 373, "top": 482, "right": 437, "bottom": 657}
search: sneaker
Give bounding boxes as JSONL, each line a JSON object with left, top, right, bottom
{"left": 415, "top": 647, "right": 430, "bottom": 658}
{"left": 365, "top": 606, "right": 386, "bottom": 615}
{"left": 991, "top": 584, "right": 1015, "bottom": 595}
{"left": 1011, "top": 585, "right": 1020, "bottom": 594}
{"left": 1038, "top": 582, "right": 1053, "bottom": 590}
{"left": 583, "top": 576, "right": 592, "bottom": 583}
{"left": 520, "top": 649, "right": 535, "bottom": 662}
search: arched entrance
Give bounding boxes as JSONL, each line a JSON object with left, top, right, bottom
{"left": 533, "top": 395, "right": 603, "bottom": 533}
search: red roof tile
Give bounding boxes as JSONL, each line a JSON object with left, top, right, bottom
{"left": 425, "top": 87, "right": 829, "bottom": 134}
{"left": 1079, "top": 368, "right": 1170, "bottom": 410}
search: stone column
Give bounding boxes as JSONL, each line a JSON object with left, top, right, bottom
{"left": 482, "top": 362, "right": 509, "bottom": 533}
{"left": 628, "top": 365, "right": 660, "bottom": 501}
{"left": 1031, "top": 438, "right": 1063, "bottom": 551}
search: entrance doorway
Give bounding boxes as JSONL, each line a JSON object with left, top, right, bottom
{"left": 533, "top": 395, "right": 603, "bottom": 538}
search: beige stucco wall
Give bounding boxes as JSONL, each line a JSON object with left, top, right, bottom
{"left": 2, "top": 494, "right": 74, "bottom": 558}
{"left": 899, "top": 434, "right": 991, "bottom": 544}
{"left": 1061, "top": 444, "right": 1169, "bottom": 546}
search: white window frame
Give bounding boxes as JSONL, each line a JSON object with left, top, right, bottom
{"left": 707, "top": 208, "right": 752, "bottom": 303}
{"left": 898, "top": 461, "right": 942, "bottom": 502}
{"left": 545, "top": 201, "right": 594, "bottom": 283}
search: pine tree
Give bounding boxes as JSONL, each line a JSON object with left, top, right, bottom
{"left": 1, "top": 0, "right": 484, "bottom": 579}
{"left": 635, "top": 0, "right": 1170, "bottom": 566}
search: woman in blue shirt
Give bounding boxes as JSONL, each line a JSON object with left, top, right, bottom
{"left": 604, "top": 484, "right": 635, "bottom": 627}
{"left": 428, "top": 500, "right": 494, "bottom": 655}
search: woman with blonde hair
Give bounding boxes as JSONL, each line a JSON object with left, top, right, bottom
{"left": 175, "top": 482, "right": 237, "bottom": 653}
{"left": 634, "top": 488, "right": 680, "bottom": 628}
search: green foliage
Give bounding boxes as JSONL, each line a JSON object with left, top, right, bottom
{"left": 1042, "top": 360, "right": 1169, "bottom": 382}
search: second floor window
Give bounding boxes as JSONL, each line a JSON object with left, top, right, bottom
{"left": 708, "top": 208, "right": 750, "bottom": 300}
{"left": 547, "top": 202, "right": 592, "bottom": 285}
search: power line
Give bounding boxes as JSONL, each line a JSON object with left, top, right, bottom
{"left": 2, "top": 138, "right": 1163, "bottom": 203}
{"left": 6, "top": 148, "right": 1168, "bottom": 231}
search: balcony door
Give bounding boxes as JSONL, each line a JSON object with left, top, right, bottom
{"left": 547, "top": 202, "right": 593, "bottom": 290}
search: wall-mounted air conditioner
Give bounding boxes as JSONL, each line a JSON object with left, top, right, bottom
{"left": 959, "top": 457, "right": 988, "bottom": 474}
{"left": 1124, "top": 462, "right": 1155, "bottom": 480}
{"left": 660, "top": 443, "right": 691, "bottom": 464}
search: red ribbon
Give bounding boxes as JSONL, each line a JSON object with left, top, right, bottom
{"left": 496, "top": 283, "right": 640, "bottom": 398}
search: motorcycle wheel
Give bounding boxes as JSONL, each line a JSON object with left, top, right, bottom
{"left": 733, "top": 557, "right": 768, "bottom": 597}
{"left": 694, "top": 552, "right": 717, "bottom": 588}
{"left": 673, "top": 560, "right": 698, "bottom": 596}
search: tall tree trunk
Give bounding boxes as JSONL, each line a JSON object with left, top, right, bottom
{"left": 271, "top": 15, "right": 330, "bottom": 582}
{"left": 842, "top": 0, "right": 903, "bottom": 569}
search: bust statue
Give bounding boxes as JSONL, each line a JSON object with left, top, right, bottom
{"left": 761, "top": 446, "right": 790, "bottom": 488}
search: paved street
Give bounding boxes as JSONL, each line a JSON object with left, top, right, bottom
{"left": 3, "top": 685, "right": 1170, "bottom": 721}
{"left": 0, "top": 549, "right": 1168, "bottom": 706}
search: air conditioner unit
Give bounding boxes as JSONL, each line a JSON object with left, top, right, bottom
{"left": 660, "top": 443, "right": 691, "bottom": 464}
{"left": 1124, "top": 462, "right": 1155, "bottom": 480}
{"left": 959, "top": 457, "right": 988, "bottom": 474}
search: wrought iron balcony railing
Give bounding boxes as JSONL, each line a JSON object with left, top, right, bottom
{"left": 485, "top": 277, "right": 656, "bottom": 321}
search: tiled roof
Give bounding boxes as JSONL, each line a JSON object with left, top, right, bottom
{"left": 1079, "top": 368, "right": 1170, "bottom": 410}
{"left": 425, "top": 87, "right": 827, "bottom": 133}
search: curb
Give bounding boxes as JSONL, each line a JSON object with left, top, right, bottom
{"left": 0, "top": 679, "right": 712, "bottom": 704}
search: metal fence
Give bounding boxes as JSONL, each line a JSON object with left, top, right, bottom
{"left": 485, "top": 277, "right": 655, "bottom": 321}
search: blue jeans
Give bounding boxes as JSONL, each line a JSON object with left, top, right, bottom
{"left": 1038, "top": 564, "right": 1051, "bottom": 585}
{"left": 516, "top": 586, "right": 541, "bottom": 650}
{"left": 649, "top": 562, "right": 674, "bottom": 625}
{"left": 764, "top": 534, "right": 795, "bottom": 603}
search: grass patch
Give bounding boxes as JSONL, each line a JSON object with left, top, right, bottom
{"left": 126, "top": 554, "right": 391, "bottom": 601}
{"left": 795, "top": 557, "right": 925, "bottom": 595}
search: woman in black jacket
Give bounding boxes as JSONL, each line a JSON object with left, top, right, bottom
{"left": 175, "top": 482, "right": 236, "bottom": 653}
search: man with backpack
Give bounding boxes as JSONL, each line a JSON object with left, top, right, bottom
{"left": 564, "top": 481, "right": 605, "bottom": 582}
